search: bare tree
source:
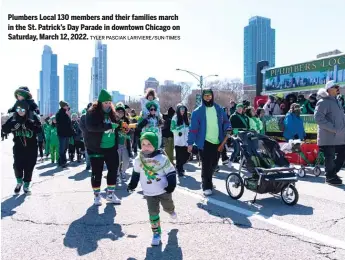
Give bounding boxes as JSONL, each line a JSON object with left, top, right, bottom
{"left": 186, "top": 79, "right": 244, "bottom": 110}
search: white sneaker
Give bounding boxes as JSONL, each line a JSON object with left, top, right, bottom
{"left": 170, "top": 212, "right": 177, "bottom": 219}
{"left": 227, "top": 161, "right": 233, "bottom": 168}
{"left": 222, "top": 159, "right": 229, "bottom": 165}
{"left": 94, "top": 195, "right": 102, "bottom": 206}
{"left": 151, "top": 234, "right": 161, "bottom": 246}
{"left": 203, "top": 189, "right": 213, "bottom": 196}
{"left": 106, "top": 193, "right": 121, "bottom": 204}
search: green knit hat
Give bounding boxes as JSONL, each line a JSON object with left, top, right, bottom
{"left": 14, "top": 87, "right": 32, "bottom": 100}
{"left": 236, "top": 104, "right": 244, "bottom": 109}
{"left": 115, "top": 102, "right": 126, "bottom": 111}
{"left": 98, "top": 89, "right": 112, "bottom": 103}
{"left": 81, "top": 109, "right": 87, "bottom": 115}
{"left": 71, "top": 113, "right": 78, "bottom": 118}
{"left": 145, "top": 101, "right": 158, "bottom": 110}
{"left": 140, "top": 131, "right": 159, "bottom": 151}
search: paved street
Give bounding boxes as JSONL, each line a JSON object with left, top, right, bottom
{"left": 1, "top": 139, "right": 345, "bottom": 260}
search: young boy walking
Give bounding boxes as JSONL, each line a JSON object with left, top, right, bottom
{"left": 127, "top": 131, "right": 177, "bottom": 246}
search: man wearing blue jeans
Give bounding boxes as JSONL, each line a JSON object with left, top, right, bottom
{"left": 55, "top": 101, "right": 73, "bottom": 168}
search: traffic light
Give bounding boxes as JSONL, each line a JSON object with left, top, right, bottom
{"left": 256, "top": 60, "right": 269, "bottom": 96}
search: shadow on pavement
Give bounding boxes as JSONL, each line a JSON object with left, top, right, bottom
{"left": 68, "top": 169, "right": 91, "bottom": 181}
{"left": 178, "top": 175, "right": 201, "bottom": 190}
{"left": 184, "top": 163, "right": 199, "bottom": 173}
{"left": 36, "top": 163, "right": 56, "bottom": 170}
{"left": 208, "top": 188, "right": 314, "bottom": 218}
{"left": 145, "top": 229, "right": 183, "bottom": 260}
{"left": 39, "top": 166, "right": 64, "bottom": 177}
{"left": 297, "top": 175, "right": 325, "bottom": 184}
{"left": 197, "top": 194, "right": 253, "bottom": 229}
{"left": 1, "top": 194, "right": 26, "bottom": 219}
{"left": 63, "top": 204, "right": 125, "bottom": 256}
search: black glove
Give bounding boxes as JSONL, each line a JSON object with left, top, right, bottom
{"left": 127, "top": 183, "right": 135, "bottom": 192}
{"left": 165, "top": 185, "right": 175, "bottom": 194}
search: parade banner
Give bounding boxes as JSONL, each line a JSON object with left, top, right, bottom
{"left": 263, "top": 54, "right": 345, "bottom": 94}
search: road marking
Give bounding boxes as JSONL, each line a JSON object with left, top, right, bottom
{"left": 176, "top": 187, "right": 345, "bottom": 250}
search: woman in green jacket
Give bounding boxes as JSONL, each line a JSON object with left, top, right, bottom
{"left": 245, "top": 106, "right": 264, "bottom": 133}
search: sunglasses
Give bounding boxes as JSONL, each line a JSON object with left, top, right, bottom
{"left": 16, "top": 108, "right": 26, "bottom": 113}
{"left": 150, "top": 108, "right": 157, "bottom": 111}
{"left": 332, "top": 86, "right": 340, "bottom": 89}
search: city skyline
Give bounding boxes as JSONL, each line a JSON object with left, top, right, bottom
{"left": 64, "top": 63, "right": 79, "bottom": 113}
{"left": 1, "top": 0, "right": 344, "bottom": 113}
{"left": 244, "top": 16, "right": 275, "bottom": 86}
{"left": 90, "top": 41, "right": 107, "bottom": 103}
{"left": 39, "top": 45, "right": 59, "bottom": 116}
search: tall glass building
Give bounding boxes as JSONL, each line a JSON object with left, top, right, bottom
{"left": 244, "top": 16, "right": 275, "bottom": 85}
{"left": 64, "top": 63, "right": 79, "bottom": 113}
{"left": 39, "top": 45, "right": 59, "bottom": 116}
{"left": 90, "top": 41, "right": 107, "bottom": 102}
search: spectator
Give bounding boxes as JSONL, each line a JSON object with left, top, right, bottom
{"left": 283, "top": 103, "right": 305, "bottom": 141}
{"left": 245, "top": 106, "right": 263, "bottom": 133}
{"left": 263, "top": 95, "right": 282, "bottom": 116}
{"left": 302, "top": 93, "right": 317, "bottom": 114}
{"left": 229, "top": 100, "right": 237, "bottom": 115}
{"left": 256, "top": 108, "right": 266, "bottom": 134}
{"left": 55, "top": 101, "right": 74, "bottom": 168}
{"left": 315, "top": 80, "right": 345, "bottom": 185}
{"left": 162, "top": 107, "right": 175, "bottom": 163}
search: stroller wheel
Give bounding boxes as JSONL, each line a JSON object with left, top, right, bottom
{"left": 297, "top": 168, "right": 306, "bottom": 178}
{"left": 225, "top": 173, "right": 244, "bottom": 200}
{"left": 313, "top": 166, "right": 322, "bottom": 177}
{"left": 281, "top": 184, "right": 299, "bottom": 206}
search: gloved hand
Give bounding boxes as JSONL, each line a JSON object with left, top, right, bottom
{"left": 165, "top": 185, "right": 175, "bottom": 194}
{"left": 127, "top": 183, "right": 135, "bottom": 193}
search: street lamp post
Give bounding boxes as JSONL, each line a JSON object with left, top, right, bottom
{"left": 176, "top": 68, "right": 218, "bottom": 91}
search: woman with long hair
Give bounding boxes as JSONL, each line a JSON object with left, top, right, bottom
{"left": 245, "top": 106, "right": 263, "bottom": 133}
{"left": 171, "top": 104, "right": 190, "bottom": 177}
{"left": 85, "top": 89, "right": 121, "bottom": 206}
{"left": 2, "top": 100, "right": 42, "bottom": 195}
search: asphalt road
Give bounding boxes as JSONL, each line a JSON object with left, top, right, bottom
{"left": 1, "top": 139, "right": 345, "bottom": 260}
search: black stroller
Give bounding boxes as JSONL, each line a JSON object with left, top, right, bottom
{"left": 225, "top": 131, "right": 299, "bottom": 206}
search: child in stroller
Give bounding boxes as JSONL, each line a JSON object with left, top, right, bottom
{"left": 224, "top": 130, "right": 299, "bottom": 206}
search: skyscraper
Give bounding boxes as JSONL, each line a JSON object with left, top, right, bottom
{"left": 90, "top": 41, "right": 107, "bottom": 102}
{"left": 64, "top": 63, "right": 79, "bottom": 113}
{"left": 39, "top": 45, "right": 59, "bottom": 116}
{"left": 244, "top": 16, "right": 275, "bottom": 86}
{"left": 144, "top": 77, "right": 159, "bottom": 93}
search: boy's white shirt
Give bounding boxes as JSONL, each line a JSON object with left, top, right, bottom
{"left": 172, "top": 115, "right": 189, "bottom": 147}
{"left": 133, "top": 153, "right": 175, "bottom": 196}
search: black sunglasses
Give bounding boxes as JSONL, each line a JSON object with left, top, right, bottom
{"left": 150, "top": 108, "right": 156, "bottom": 111}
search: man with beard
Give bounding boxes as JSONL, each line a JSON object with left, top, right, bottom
{"left": 187, "top": 88, "right": 231, "bottom": 196}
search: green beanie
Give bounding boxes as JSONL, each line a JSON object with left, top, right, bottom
{"left": 98, "top": 89, "right": 112, "bottom": 103}
{"left": 71, "top": 113, "right": 78, "bottom": 118}
{"left": 145, "top": 101, "right": 158, "bottom": 110}
{"left": 140, "top": 131, "right": 159, "bottom": 151}
{"left": 81, "top": 109, "right": 86, "bottom": 115}
{"left": 236, "top": 104, "right": 244, "bottom": 109}
{"left": 115, "top": 102, "right": 125, "bottom": 111}
{"left": 14, "top": 87, "right": 32, "bottom": 100}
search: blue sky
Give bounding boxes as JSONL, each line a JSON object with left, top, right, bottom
{"left": 1, "top": 0, "right": 344, "bottom": 112}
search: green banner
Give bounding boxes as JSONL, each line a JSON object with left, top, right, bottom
{"left": 265, "top": 115, "right": 317, "bottom": 134}
{"left": 264, "top": 54, "right": 345, "bottom": 93}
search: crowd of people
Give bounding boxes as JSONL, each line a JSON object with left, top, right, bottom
{"left": 2, "top": 79, "right": 345, "bottom": 246}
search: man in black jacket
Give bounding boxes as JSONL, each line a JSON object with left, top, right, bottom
{"left": 162, "top": 107, "right": 175, "bottom": 163}
{"left": 80, "top": 103, "right": 92, "bottom": 170}
{"left": 55, "top": 101, "right": 73, "bottom": 168}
